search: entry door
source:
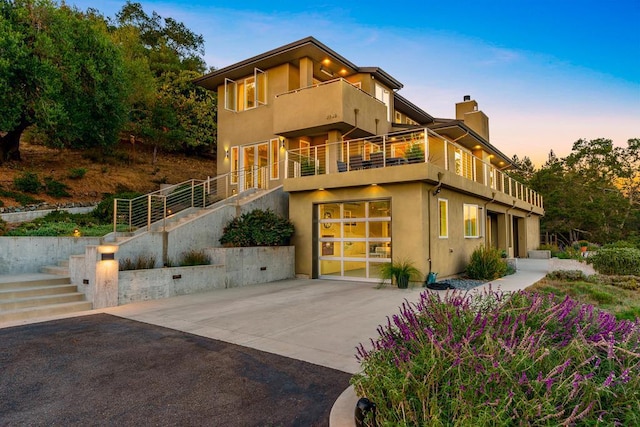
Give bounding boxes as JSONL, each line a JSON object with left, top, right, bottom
{"left": 240, "top": 143, "right": 268, "bottom": 191}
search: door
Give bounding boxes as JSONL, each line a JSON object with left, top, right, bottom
{"left": 240, "top": 142, "right": 268, "bottom": 191}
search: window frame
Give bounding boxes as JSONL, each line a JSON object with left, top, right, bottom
{"left": 438, "top": 198, "right": 448, "bottom": 238}
{"left": 463, "top": 203, "right": 480, "bottom": 238}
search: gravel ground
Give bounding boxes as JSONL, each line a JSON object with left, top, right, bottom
{"left": 437, "top": 278, "right": 487, "bottom": 290}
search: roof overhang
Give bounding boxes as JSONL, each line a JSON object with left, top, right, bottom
{"left": 393, "top": 93, "right": 434, "bottom": 125}
{"left": 193, "top": 37, "right": 402, "bottom": 91}
{"left": 429, "top": 120, "right": 513, "bottom": 167}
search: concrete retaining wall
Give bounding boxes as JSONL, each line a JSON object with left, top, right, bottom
{"left": 117, "top": 246, "right": 295, "bottom": 305}
{"left": 0, "top": 236, "right": 102, "bottom": 274}
{"left": 0, "top": 206, "right": 95, "bottom": 224}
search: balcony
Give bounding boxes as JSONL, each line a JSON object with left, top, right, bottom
{"left": 273, "top": 78, "right": 387, "bottom": 138}
{"left": 283, "top": 128, "right": 544, "bottom": 211}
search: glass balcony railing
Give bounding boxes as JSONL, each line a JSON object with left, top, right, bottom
{"left": 284, "top": 128, "right": 543, "bottom": 209}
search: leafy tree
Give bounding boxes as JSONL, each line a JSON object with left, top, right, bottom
{"left": 529, "top": 139, "right": 639, "bottom": 244}
{"left": 0, "top": 0, "right": 130, "bottom": 161}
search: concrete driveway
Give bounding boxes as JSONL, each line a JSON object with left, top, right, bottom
{"left": 99, "top": 259, "right": 549, "bottom": 374}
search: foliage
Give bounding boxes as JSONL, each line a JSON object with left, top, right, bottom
{"left": 44, "top": 177, "right": 70, "bottom": 198}
{"left": 587, "top": 247, "right": 640, "bottom": 276}
{"left": 0, "top": 217, "right": 7, "bottom": 235}
{"left": 530, "top": 275, "right": 640, "bottom": 321}
{"left": 0, "top": 186, "right": 42, "bottom": 206}
{"left": 526, "top": 139, "right": 640, "bottom": 245}
{"left": 13, "top": 172, "right": 42, "bottom": 194}
{"left": 377, "top": 258, "right": 421, "bottom": 289}
{"left": 92, "top": 191, "right": 142, "bottom": 223}
{"left": 0, "top": 0, "right": 129, "bottom": 161}
{"left": 119, "top": 254, "right": 157, "bottom": 271}
{"left": 68, "top": 168, "right": 87, "bottom": 179}
{"left": 546, "top": 270, "right": 587, "bottom": 281}
{"left": 405, "top": 143, "right": 425, "bottom": 163}
{"left": 219, "top": 209, "right": 294, "bottom": 247}
{"left": 178, "top": 249, "right": 210, "bottom": 266}
{"left": 352, "top": 289, "right": 640, "bottom": 425}
{"left": 465, "top": 246, "right": 507, "bottom": 280}
{"left": 5, "top": 209, "right": 115, "bottom": 236}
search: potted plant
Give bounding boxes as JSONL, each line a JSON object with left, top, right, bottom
{"left": 405, "top": 143, "right": 425, "bottom": 163}
{"left": 378, "top": 258, "right": 421, "bottom": 289}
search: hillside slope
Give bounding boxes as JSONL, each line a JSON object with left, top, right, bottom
{"left": 0, "top": 142, "right": 217, "bottom": 209}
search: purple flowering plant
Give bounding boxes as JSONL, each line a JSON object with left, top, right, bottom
{"left": 351, "top": 288, "right": 640, "bottom": 426}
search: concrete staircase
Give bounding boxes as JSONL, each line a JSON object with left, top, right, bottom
{"left": 0, "top": 261, "right": 92, "bottom": 324}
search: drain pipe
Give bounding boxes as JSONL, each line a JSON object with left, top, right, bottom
{"left": 427, "top": 172, "right": 444, "bottom": 278}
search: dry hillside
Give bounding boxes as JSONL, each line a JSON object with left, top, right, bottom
{"left": 0, "top": 141, "right": 217, "bottom": 209}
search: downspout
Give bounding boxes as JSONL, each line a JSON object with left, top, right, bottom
{"left": 428, "top": 172, "right": 445, "bottom": 275}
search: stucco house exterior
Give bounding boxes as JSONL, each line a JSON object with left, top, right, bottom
{"left": 194, "top": 36, "right": 544, "bottom": 282}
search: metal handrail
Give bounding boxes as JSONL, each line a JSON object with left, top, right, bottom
{"left": 113, "top": 164, "right": 271, "bottom": 233}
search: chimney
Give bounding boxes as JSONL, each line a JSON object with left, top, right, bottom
{"left": 455, "top": 95, "right": 490, "bottom": 141}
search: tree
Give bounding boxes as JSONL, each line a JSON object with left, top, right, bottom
{"left": 529, "top": 139, "right": 639, "bottom": 244}
{"left": 0, "top": 0, "right": 130, "bottom": 161}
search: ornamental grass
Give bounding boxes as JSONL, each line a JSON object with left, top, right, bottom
{"left": 351, "top": 289, "right": 640, "bottom": 426}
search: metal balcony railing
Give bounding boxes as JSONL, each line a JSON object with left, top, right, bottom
{"left": 285, "top": 128, "right": 544, "bottom": 209}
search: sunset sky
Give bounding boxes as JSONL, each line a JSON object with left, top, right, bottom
{"left": 72, "top": 0, "right": 640, "bottom": 166}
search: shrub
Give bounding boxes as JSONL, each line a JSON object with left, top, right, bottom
{"left": 587, "top": 247, "right": 640, "bottom": 276}
{"left": 219, "top": 209, "right": 294, "bottom": 247}
{"left": 92, "top": 191, "right": 142, "bottom": 223}
{"left": 44, "top": 177, "right": 71, "bottom": 198}
{"left": 119, "top": 254, "right": 157, "bottom": 271}
{"left": 178, "top": 249, "right": 210, "bottom": 266}
{"left": 546, "top": 269, "right": 587, "bottom": 281}
{"left": 465, "top": 246, "right": 507, "bottom": 280}
{"left": 352, "top": 289, "right": 640, "bottom": 426}
{"left": 587, "top": 274, "right": 639, "bottom": 291}
{"left": 68, "top": 168, "right": 87, "bottom": 179}
{"left": 13, "top": 172, "right": 41, "bottom": 193}
{"left": 0, "top": 218, "right": 7, "bottom": 235}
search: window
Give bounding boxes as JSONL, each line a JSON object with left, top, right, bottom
{"left": 438, "top": 199, "right": 448, "bottom": 238}
{"left": 463, "top": 204, "right": 479, "bottom": 238}
{"left": 395, "top": 111, "right": 402, "bottom": 123}
{"left": 270, "top": 138, "right": 279, "bottom": 180}
{"left": 454, "top": 148, "right": 474, "bottom": 180}
{"left": 375, "top": 83, "right": 391, "bottom": 121}
{"left": 224, "top": 68, "right": 267, "bottom": 112}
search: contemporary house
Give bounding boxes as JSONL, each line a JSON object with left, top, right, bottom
{"left": 194, "top": 36, "right": 544, "bottom": 282}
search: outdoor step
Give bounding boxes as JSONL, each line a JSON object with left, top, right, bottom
{"left": 0, "top": 292, "right": 84, "bottom": 311}
{"left": 0, "top": 284, "right": 78, "bottom": 300}
{"left": 0, "top": 301, "right": 93, "bottom": 323}
{"left": 0, "top": 277, "right": 70, "bottom": 291}
{"left": 40, "top": 265, "right": 70, "bottom": 276}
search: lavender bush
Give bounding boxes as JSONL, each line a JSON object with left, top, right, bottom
{"left": 352, "top": 289, "right": 640, "bottom": 426}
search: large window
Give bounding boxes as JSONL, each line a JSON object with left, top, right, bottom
{"left": 438, "top": 199, "right": 448, "bottom": 238}
{"left": 454, "top": 148, "right": 474, "bottom": 180}
{"left": 318, "top": 200, "right": 391, "bottom": 281}
{"left": 270, "top": 138, "right": 279, "bottom": 180}
{"left": 224, "top": 68, "right": 267, "bottom": 112}
{"left": 463, "top": 204, "right": 479, "bottom": 238}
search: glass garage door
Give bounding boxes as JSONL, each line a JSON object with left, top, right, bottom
{"left": 318, "top": 200, "right": 391, "bottom": 281}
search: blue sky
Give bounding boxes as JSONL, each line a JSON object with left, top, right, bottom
{"left": 71, "top": 0, "right": 640, "bottom": 166}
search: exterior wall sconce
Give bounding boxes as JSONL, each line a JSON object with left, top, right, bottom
{"left": 280, "top": 138, "right": 285, "bottom": 148}
{"left": 225, "top": 149, "right": 229, "bottom": 159}
{"left": 98, "top": 245, "right": 118, "bottom": 261}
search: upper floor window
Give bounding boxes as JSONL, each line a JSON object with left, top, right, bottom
{"left": 224, "top": 68, "right": 267, "bottom": 112}
{"left": 374, "top": 83, "right": 390, "bottom": 122}
{"left": 454, "top": 148, "right": 474, "bottom": 180}
{"left": 438, "top": 199, "right": 448, "bottom": 238}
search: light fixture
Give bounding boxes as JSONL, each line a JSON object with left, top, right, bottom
{"left": 73, "top": 228, "right": 81, "bottom": 237}
{"left": 319, "top": 65, "right": 334, "bottom": 77}
{"left": 98, "top": 245, "right": 118, "bottom": 261}
{"left": 432, "top": 187, "right": 441, "bottom": 196}
{"left": 225, "top": 149, "right": 229, "bottom": 159}
{"left": 280, "top": 138, "right": 285, "bottom": 148}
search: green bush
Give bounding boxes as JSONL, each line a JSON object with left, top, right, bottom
{"left": 587, "top": 247, "right": 640, "bottom": 276}
{"left": 92, "top": 191, "right": 142, "bottom": 223}
{"left": 68, "top": 168, "right": 87, "bottom": 179}
{"left": 546, "top": 269, "right": 587, "bottom": 281}
{"left": 465, "top": 246, "right": 507, "bottom": 280}
{"left": 178, "top": 249, "right": 210, "bottom": 266}
{"left": 44, "top": 177, "right": 71, "bottom": 198}
{"left": 0, "top": 218, "right": 7, "bottom": 236}
{"left": 219, "top": 209, "right": 294, "bottom": 247}
{"left": 587, "top": 274, "right": 639, "bottom": 291}
{"left": 13, "top": 172, "right": 41, "bottom": 193}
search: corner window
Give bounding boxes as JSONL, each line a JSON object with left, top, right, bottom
{"left": 438, "top": 199, "right": 448, "bottom": 238}
{"left": 224, "top": 68, "right": 267, "bottom": 112}
{"left": 463, "top": 204, "right": 479, "bottom": 238}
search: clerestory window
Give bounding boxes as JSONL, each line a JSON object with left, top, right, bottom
{"left": 224, "top": 68, "right": 267, "bottom": 112}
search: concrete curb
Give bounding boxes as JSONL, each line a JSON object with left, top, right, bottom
{"left": 330, "top": 385, "right": 357, "bottom": 427}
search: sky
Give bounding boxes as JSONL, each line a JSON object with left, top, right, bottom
{"left": 70, "top": 0, "right": 640, "bottom": 166}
